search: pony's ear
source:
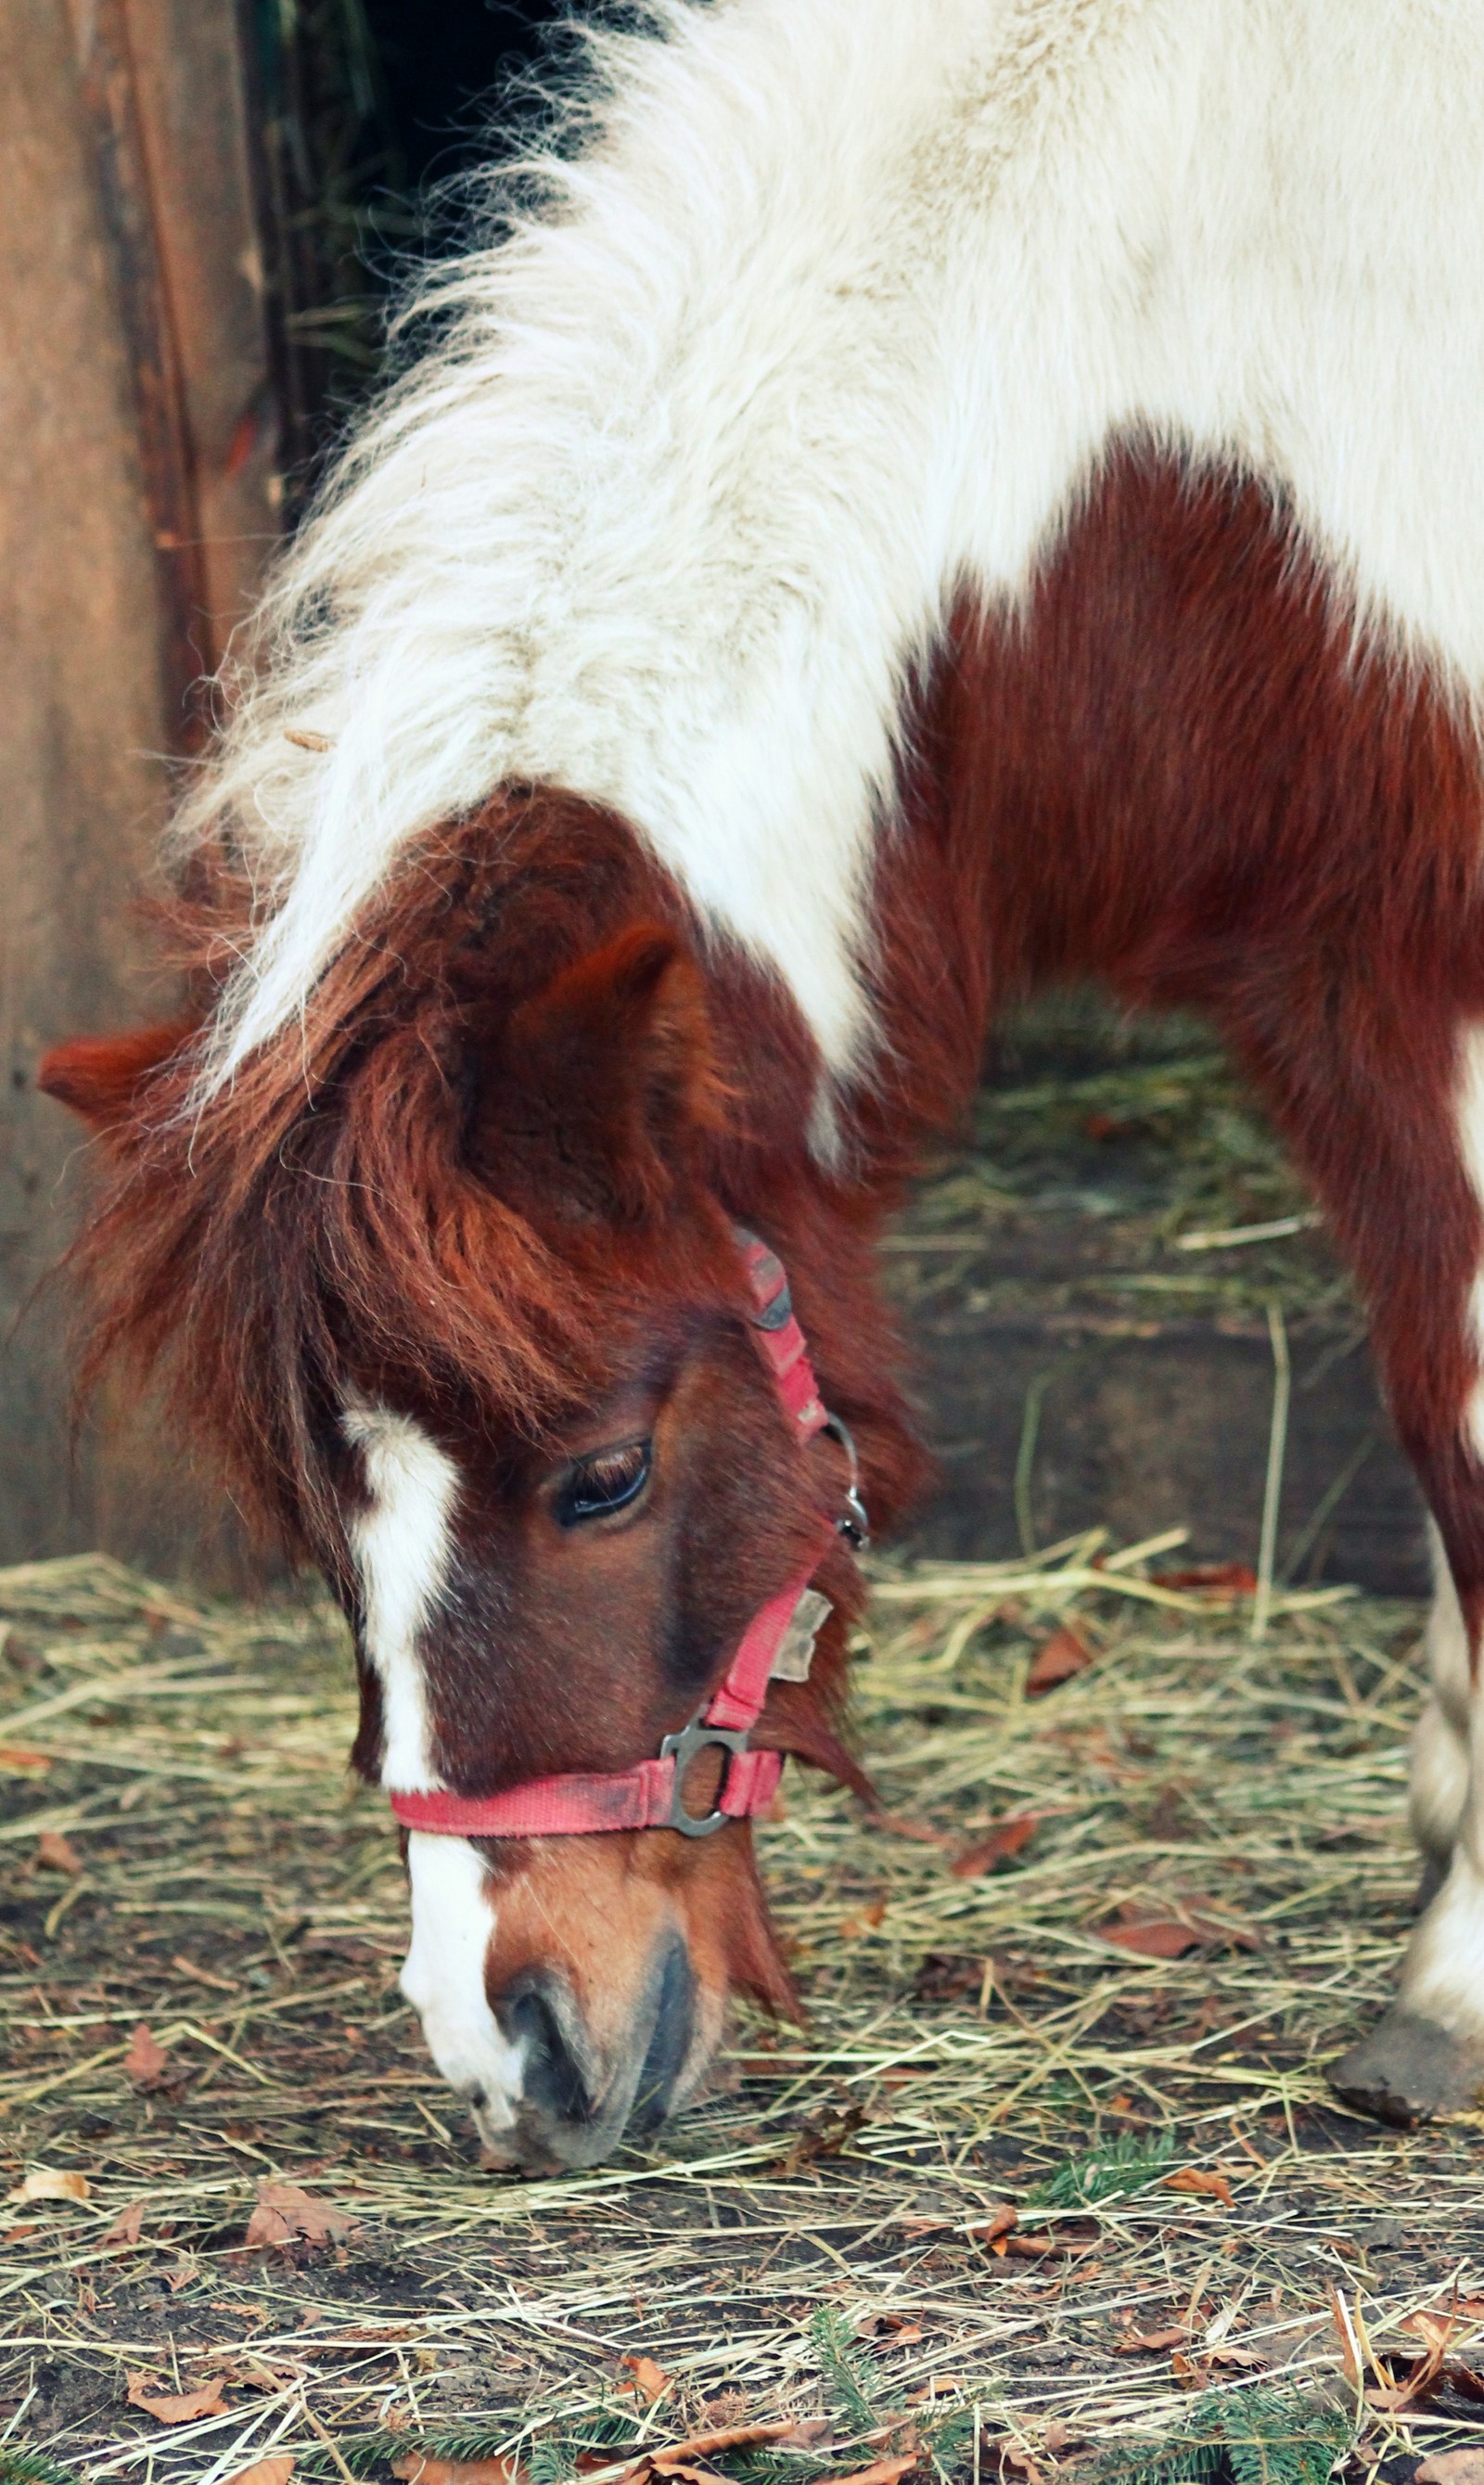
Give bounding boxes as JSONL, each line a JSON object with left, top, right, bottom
{"left": 37, "top": 1021, "right": 192, "bottom": 1132}
{"left": 467, "top": 924, "right": 727, "bottom": 1222}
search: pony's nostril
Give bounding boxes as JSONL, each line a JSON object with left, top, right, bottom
{"left": 496, "top": 1975, "right": 593, "bottom": 2125}
{"left": 630, "top": 1940, "right": 695, "bottom": 2132}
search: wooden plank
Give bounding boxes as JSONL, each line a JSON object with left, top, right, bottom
{"left": 903, "top": 1308, "right": 1428, "bottom": 1596}
{"left": 121, "top": 0, "right": 281, "bottom": 662}
{"left": 0, "top": 0, "right": 275, "bottom": 1580}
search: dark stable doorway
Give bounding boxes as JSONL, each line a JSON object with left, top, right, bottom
{"left": 361, "top": 1, "right": 597, "bottom": 190}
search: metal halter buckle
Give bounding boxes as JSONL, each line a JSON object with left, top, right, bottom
{"left": 821, "top": 1412, "right": 871, "bottom": 1547}
{"left": 659, "top": 1715, "right": 753, "bottom": 1838}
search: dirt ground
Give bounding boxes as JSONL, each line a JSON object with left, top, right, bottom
{"left": 3, "top": 1014, "right": 1482, "bottom": 2485}
{"left": 3, "top": 1549, "right": 1483, "bottom": 2485}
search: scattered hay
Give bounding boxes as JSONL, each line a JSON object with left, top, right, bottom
{"left": 3, "top": 1543, "right": 1482, "bottom": 2483}
{"left": 892, "top": 996, "right": 1352, "bottom": 1334}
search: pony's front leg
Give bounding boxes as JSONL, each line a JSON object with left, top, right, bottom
{"left": 1217, "top": 984, "right": 1484, "bottom": 2122}
{"left": 1411, "top": 1526, "right": 1472, "bottom": 1912}
{"left": 1334, "top": 1525, "right": 1484, "bottom": 2120}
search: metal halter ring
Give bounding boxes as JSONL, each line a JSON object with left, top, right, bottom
{"left": 658, "top": 1716, "right": 754, "bottom": 1838}
{"left": 822, "top": 1412, "right": 871, "bottom": 1547}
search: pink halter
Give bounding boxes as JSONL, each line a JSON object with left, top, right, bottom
{"left": 388, "top": 1232, "right": 866, "bottom": 1842}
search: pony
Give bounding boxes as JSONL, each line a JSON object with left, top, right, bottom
{"left": 39, "top": 0, "right": 1484, "bottom": 2170}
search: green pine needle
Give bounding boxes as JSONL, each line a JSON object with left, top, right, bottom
{"left": 811, "top": 2301, "right": 894, "bottom": 2429}
{"left": 0, "top": 2448, "right": 87, "bottom": 2485}
{"left": 1029, "top": 2132, "right": 1177, "bottom": 2212}
{"left": 1095, "top": 2387, "right": 1353, "bottom": 2485}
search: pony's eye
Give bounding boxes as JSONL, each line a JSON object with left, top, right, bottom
{"left": 554, "top": 1439, "right": 652, "bottom": 1528}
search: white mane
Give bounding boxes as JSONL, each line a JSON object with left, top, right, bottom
{"left": 186, "top": 0, "right": 1484, "bottom": 1096}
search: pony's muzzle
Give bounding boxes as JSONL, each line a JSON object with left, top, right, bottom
{"left": 485, "top": 1939, "right": 697, "bottom": 2170}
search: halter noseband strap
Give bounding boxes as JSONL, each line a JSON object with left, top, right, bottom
{"left": 387, "top": 1227, "right": 866, "bottom": 1842}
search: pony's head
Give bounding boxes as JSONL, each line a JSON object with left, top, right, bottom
{"left": 41, "top": 801, "right": 924, "bottom": 2170}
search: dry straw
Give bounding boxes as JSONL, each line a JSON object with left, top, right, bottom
{"left": 3, "top": 1542, "right": 1482, "bottom": 2484}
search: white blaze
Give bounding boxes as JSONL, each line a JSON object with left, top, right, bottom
{"left": 341, "top": 1402, "right": 459, "bottom": 1790}
{"left": 341, "top": 1403, "right": 526, "bottom": 2127}
{"left": 401, "top": 1834, "right": 527, "bottom": 2135}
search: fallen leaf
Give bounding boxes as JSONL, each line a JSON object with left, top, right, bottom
{"left": 620, "top": 2354, "right": 671, "bottom": 2403}
{"left": 1026, "top": 1627, "right": 1094, "bottom": 1697}
{"left": 243, "top": 2179, "right": 359, "bottom": 2251}
{"left": 0, "top": 1745, "right": 51, "bottom": 1772}
{"left": 951, "top": 1815, "right": 1041, "bottom": 1877}
{"left": 226, "top": 2460, "right": 296, "bottom": 2485}
{"left": 839, "top": 1901, "right": 889, "bottom": 1936}
{"left": 1115, "top": 2327, "right": 1191, "bottom": 2353}
{"left": 1416, "top": 2459, "right": 1484, "bottom": 2485}
{"left": 817, "top": 2459, "right": 919, "bottom": 2485}
{"left": 9, "top": 2167, "right": 90, "bottom": 2204}
{"left": 968, "top": 2204, "right": 1018, "bottom": 2250}
{"left": 1094, "top": 1902, "right": 1258, "bottom": 1958}
{"left": 126, "top": 2371, "right": 228, "bottom": 2424}
{"left": 906, "top": 2376, "right": 965, "bottom": 2402}
{"left": 103, "top": 2201, "right": 145, "bottom": 2247}
{"left": 770, "top": 2098, "right": 868, "bottom": 2174}
{"left": 1162, "top": 2168, "right": 1235, "bottom": 2209}
{"left": 647, "top": 2427, "right": 812, "bottom": 2467}
{"left": 35, "top": 1828, "right": 82, "bottom": 1874}
{"left": 122, "top": 2024, "right": 170, "bottom": 2086}
{"left": 1152, "top": 1563, "right": 1259, "bottom": 1594}
{"left": 1094, "top": 1912, "right": 1205, "bottom": 1957}
{"left": 393, "top": 2462, "right": 520, "bottom": 2485}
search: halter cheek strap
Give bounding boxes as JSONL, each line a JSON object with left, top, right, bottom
{"left": 387, "top": 1228, "right": 864, "bottom": 1842}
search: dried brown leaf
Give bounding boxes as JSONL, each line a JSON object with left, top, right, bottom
{"left": 226, "top": 2460, "right": 296, "bottom": 2485}
{"left": 35, "top": 1828, "right": 82, "bottom": 1874}
{"left": 819, "top": 2458, "right": 920, "bottom": 2485}
{"left": 1094, "top": 1904, "right": 1257, "bottom": 1958}
{"left": 103, "top": 2201, "right": 145, "bottom": 2246}
{"left": 393, "top": 2460, "right": 521, "bottom": 2485}
{"left": 1026, "top": 1628, "right": 1093, "bottom": 1697}
{"left": 951, "top": 1815, "right": 1041, "bottom": 1877}
{"left": 1115, "top": 2326, "right": 1191, "bottom": 2353}
{"left": 122, "top": 2023, "right": 170, "bottom": 2085}
{"left": 1152, "top": 1564, "right": 1258, "bottom": 1594}
{"left": 243, "top": 2178, "right": 359, "bottom": 2251}
{"left": 968, "top": 2204, "right": 1019, "bottom": 2250}
{"left": 1416, "top": 2457, "right": 1484, "bottom": 2485}
{"left": 620, "top": 2354, "right": 672, "bottom": 2403}
{"left": 126, "top": 2371, "right": 228, "bottom": 2424}
{"left": 1162, "top": 2168, "right": 1235, "bottom": 2209}
{"left": 10, "top": 2166, "right": 90, "bottom": 2204}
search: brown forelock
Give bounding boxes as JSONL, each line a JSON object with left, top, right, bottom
{"left": 871, "top": 431, "right": 1484, "bottom": 1644}
{"left": 44, "top": 793, "right": 930, "bottom": 1674}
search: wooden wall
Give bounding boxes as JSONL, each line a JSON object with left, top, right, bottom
{"left": 0, "top": 0, "right": 279, "bottom": 1576}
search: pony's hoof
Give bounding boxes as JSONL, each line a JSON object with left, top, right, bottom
{"left": 1331, "top": 2009, "right": 1484, "bottom": 2124}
